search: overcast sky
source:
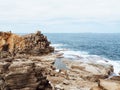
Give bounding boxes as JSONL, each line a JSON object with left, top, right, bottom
{"left": 0, "top": 0, "right": 120, "bottom": 33}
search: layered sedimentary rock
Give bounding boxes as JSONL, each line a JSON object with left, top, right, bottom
{"left": 0, "top": 31, "right": 54, "bottom": 90}
{"left": 0, "top": 31, "right": 54, "bottom": 58}
{"left": 0, "top": 54, "right": 115, "bottom": 90}
{"left": 49, "top": 59, "right": 114, "bottom": 90}
{"left": 0, "top": 55, "right": 56, "bottom": 90}
{"left": 91, "top": 76, "right": 120, "bottom": 90}
{"left": 0, "top": 31, "right": 55, "bottom": 90}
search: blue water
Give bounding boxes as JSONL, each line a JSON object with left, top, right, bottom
{"left": 45, "top": 33, "right": 120, "bottom": 61}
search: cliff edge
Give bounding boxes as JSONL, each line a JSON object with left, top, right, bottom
{"left": 0, "top": 31, "right": 54, "bottom": 58}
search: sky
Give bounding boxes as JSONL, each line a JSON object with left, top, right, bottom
{"left": 0, "top": 0, "right": 120, "bottom": 33}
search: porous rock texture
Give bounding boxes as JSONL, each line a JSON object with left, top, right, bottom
{"left": 0, "top": 31, "right": 55, "bottom": 90}
{"left": 0, "top": 55, "right": 56, "bottom": 90}
{"left": 0, "top": 31, "right": 54, "bottom": 58}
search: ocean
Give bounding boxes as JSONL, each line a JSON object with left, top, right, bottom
{"left": 45, "top": 33, "right": 120, "bottom": 75}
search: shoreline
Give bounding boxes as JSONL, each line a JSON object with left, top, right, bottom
{"left": 52, "top": 43, "right": 120, "bottom": 76}
{"left": 52, "top": 51, "right": 120, "bottom": 90}
{"left": 0, "top": 31, "right": 120, "bottom": 90}
{"left": 0, "top": 52, "right": 119, "bottom": 90}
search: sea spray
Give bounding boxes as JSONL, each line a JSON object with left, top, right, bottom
{"left": 53, "top": 43, "right": 120, "bottom": 75}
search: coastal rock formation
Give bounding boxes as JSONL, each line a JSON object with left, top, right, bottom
{"left": 0, "top": 31, "right": 55, "bottom": 89}
{"left": 0, "top": 31, "right": 54, "bottom": 58}
{"left": 46, "top": 58, "right": 114, "bottom": 90}
{"left": 91, "top": 76, "right": 120, "bottom": 90}
{"left": 0, "top": 48, "right": 118, "bottom": 90}
{"left": 99, "top": 79, "right": 120, "bottom": 90}
{"left": 21, "top": 31, "right": 54, "bottom": 55}
{"left": 0, "top": 31, "right": 120, "bottom": 90}
{"left": 0, "top": 55, "right": 57, "bottom": 90}
{"left": 63, "top": 59, "right": 113, "bottom": 81}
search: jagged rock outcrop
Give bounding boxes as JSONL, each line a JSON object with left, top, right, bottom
{"left": 21, "top": 31, "right": 54, "bottom": 55}
{"left": 0, "top": 55, "right": 57, "bottom": 90}
{"left": 0, "top": 31, "right": 55, "bottom": 90}
{"left": 0, "top": 31, "right": 54, "bottom": 58}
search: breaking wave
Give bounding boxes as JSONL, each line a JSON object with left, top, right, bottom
{"left": 54, "top": 43, "right": 120, "bottom": 76}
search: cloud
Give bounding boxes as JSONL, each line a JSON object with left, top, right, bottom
{"left": 0, "top": 0, "right": 120, "bottom": 33}
{"left": 0, "top": 0, "right": 120, "bottom": 22}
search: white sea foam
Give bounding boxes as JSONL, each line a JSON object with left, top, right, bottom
{"left": 53, "top": 43, "right": 120, "bottom": 75}
{"left": 56, "top": 49, "right": 88, "bottom": 58}
{"left": 50, "top": 44, "right": 64, "bottom": 48}
{"left": 107, "top": 60, "right": 120, "bottom": 75}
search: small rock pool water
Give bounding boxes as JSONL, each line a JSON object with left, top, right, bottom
{"left": 54, "top": 58, "right": 68, "bottom": 70}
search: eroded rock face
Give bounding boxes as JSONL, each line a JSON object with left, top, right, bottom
{"left": 21, "top": 31, "right": 54, "bottom": 55}
{"left": 0, "top": 55, "right": 56, "bottom": 90}
{"left": 0, "top": 31, "right": 54, "bottom": 58}
{"left": 91, "top": 76, "right": 120, "bottom": 90}
{"left": 0, "top": 31, "right": 55, "bottom": 89}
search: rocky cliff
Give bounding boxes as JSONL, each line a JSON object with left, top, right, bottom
{"left": 0, "top": 31, "right": 55, "bottom": 90}
{"left": 0, "top": 55, "right": 57, "bottom": 90}
{"left": 0, "top": 31, "right": 120, "bottom": 90}
{"left": 0, "top": 31, "right": 54, "bottom": 58}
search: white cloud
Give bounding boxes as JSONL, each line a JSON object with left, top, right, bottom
{"left": 0, "top": 0, "right": 120, "bottom": 33}
{"left": 0, "top": 0, "right": 120, "bottom": 22}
